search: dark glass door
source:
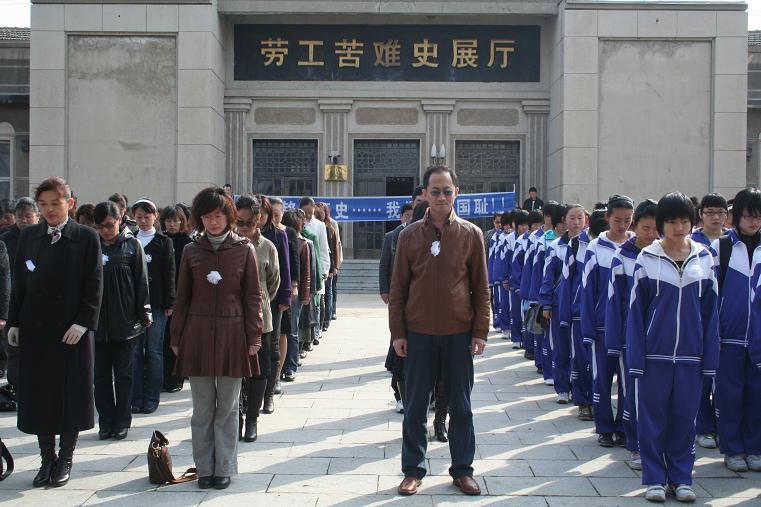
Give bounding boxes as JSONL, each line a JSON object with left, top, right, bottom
{"left": 252, "top": 140, "right": 318, "bottom": 197}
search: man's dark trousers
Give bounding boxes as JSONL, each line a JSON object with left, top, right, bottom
{"left": 402, "top": 331, "right": 475, "bottom": 479}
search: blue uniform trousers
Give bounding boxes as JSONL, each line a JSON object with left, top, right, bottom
{"left": 715, "top": 345, "right": 761, "bottom": 456}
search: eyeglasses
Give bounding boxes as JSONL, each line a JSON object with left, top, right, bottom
{"left": 742, "top": 215, "right": 761, "bottom": 221}
{"left": 702, "top": 210, "right": 727, "bottom": 217}
{"left": 95, "top": 222, "right": 118, "bottom": 230}
{"left": 429, "top": 189, "right": 455, "bottom": 197}
{"left": 235, "top": 219, "right": 256, "bottom": 228}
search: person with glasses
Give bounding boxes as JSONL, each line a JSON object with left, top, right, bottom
{"left": 7, "top": 177, "right": 103, "bottom": 488}
{"left": 688, "top": 193, "right": 728, "bottom": 450}
{"left": 389, "top": 166, "right": 489, "bottom": 497}
{"left": 712, "top": 188, "right": 761, "bottom": 473}
{"left": 92, "top": 201, "right": 151, "bottom": 442}
{"left": 170, "top": 186, "right": 263, "bottom": 490}
{"left": 627, "top": 193, "right": 719, "bottom": 503}
{"left": 235, "top": 195, "right": 280, "bottom": 442}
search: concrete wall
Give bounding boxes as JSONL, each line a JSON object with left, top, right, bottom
{"left": 29, "top": 0, "right": 226, "bottom": 205}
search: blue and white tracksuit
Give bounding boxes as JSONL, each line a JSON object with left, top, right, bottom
{"left": 488, "top": 231, "right": 506, "bottom": 330}
{"left": 540, "top": 233, "right": 570, "bottom": 394}
{"left": 605, "top": 237, "right": 642, "bottom": 453}
{"left": 749, "top": 249, "right": 761, "bottom": 387}
{"left": 531, "top": 229, "right": 558, "bottom": 381}
{"left": 521, "top": 227, "right": 546, "bottom": 358}
{"left": 626, "top": 240, "right": 719, "bottom": 486}
{"left": 558, "top": 230, "right": 593, "bottom": 406}
{"left": 689, "top": 228, "right": 721, "bottom": 436}
{"left": 510, "top": 231, "right": 530, "bottom": 347}
{"left": 711, "top": 230, "right": 761, "bottom": 457}
{"left": 582, "top": 231, "right": 630, "bottom": 436}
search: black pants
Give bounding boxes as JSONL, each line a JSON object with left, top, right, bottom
{"left": 163, "top": 316, "right": 184, "bottom": 390}
{"left": 94, "top": 339, "right": 137, "bottom": 431}
{"left": 402, "top": 331, "right": 474, "bottom": 480}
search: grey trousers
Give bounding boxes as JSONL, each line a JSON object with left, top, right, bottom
{"left": 189, "top": 376, "right": 242, "bottom": 477}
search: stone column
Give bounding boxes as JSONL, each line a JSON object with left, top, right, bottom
{"left": 224, "top": 97, "right": 253, "bottom": 195}
{"left": 319, "top": 99, "right": 353, "bottom": 255}
{"left": 422, "top": 100, "right": 455, "bottom": 171}
{"left": 522, "top": 100, "right": 550, "bottom": 202}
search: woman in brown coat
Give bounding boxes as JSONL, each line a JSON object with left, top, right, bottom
{"left": 170, "top": 187, "right": 262, "bottom": 490}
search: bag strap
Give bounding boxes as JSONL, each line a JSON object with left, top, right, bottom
{"left": 718, "top": 235, "right": 732, "bottom": 292}
{"left": 0, "top": 439, "right": 14, "bottom": 481}
{"left": 165, "top": 466, "right": 198, "bottom": 484}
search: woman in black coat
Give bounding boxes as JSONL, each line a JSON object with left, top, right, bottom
{"left": 130, "top": 199, "right": 175, "bottom": 413}
{"left": 160, "top": 205, "right": 192, "bottom": 392}
{"left": 7, "top": 177, "right": 103, "bottom": 488}
{"left": 94, "top": 202, "right": 151, "bottom": 441}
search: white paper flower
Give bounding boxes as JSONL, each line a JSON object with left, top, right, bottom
{"left": 102, "top": 254, "right": 109, "bottom": 265}
{"left": 25, "top": 259, "right": 35, "bottom": 272}
{"left": 431, "top": 241, "right": 441, "bottom": 257}
{"left": 207, "top": 270, "right": 222, "bottom": 285}
{"left": 145, "top": 254, "right": 152, "bottom": 263}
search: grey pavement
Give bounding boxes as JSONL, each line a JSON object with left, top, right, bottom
{"left": 0, "top": 294, "right": 760, "bottom": 505}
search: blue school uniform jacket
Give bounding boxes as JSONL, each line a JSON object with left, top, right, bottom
{"left": 604, "top": 237, "right": 642, "bottom": 355}
{"left": 558, "top": 230, "right": 591, "bottom": 329}
{"left": 626, "top": 239, "right": 720, "bottom": 378}
{"left": 710, "top": 229, "right": 761, "bottom": 347}
{"left": 510, "top": 231, "right": 530, "bottom": 295}
{"left": 493, "top": 231, "right": 512, "bottom": 285}
{"left": 520, "top": 227, "right": 545, "bottom": 302}
{"left": 748, "top": 249, "right": 761, "bottom": 369}
{"left": 581, "top": 231, "right": 633, "bottom": 345}
{"left": 487, "top": 230, "right": 503, "bottom": 286}
{"left": 530, "top": 229, "right": 558, "bottom": 303}
{"left": 689, "top": 228, "right": 726, "bottom": 249}
{"left": 539, "top": 234, "right": 569, "bottom": 309}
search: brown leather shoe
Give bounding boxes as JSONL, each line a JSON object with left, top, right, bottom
{"left": 453, "top": 476, "right": 481, "bottom": 496}
{"left": 398, "top": 476, "right": 422, "bottom": 496}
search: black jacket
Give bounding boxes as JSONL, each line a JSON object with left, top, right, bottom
{"left": 168, "top": 232, "right": 193, "bottom": 284}
{"left": 522, "top": 197, "right": 544, "bottom": 211}
{"left": 142, "top": 231, "right": 176, "bottom": 310}
{"left": 379, "top": 223, "right": 404, "bottom": 295}
{"left": 0, "top": 241, "right": 9, "bottom": 320}
{"left": 0, "top": 225, "right": 20, "bottom": 277}
{"left": 96, "top": 228, "right": 151, "bottom": 342}
{"left": 284, "top": 226, "right": 300, "bottom": 285}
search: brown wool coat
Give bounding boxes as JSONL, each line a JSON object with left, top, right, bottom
{"left": 170, "top": 232, "right": 263, "bottom": 378}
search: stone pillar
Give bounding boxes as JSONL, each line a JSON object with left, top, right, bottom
{"left": 224, "top": 97, "right": 253, "bottom": 195}
{"left": 319, "top": 99, "right": 353, "bottom": 255}
{"left": 522, "top": 100, "right": 550, "bottom": 202}
{"left": 422, "top": 100, "right": 455, "bottom": 171}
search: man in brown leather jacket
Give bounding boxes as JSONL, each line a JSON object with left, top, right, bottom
{"left": 389, "top": 165, "right": 490, "bottom": 497}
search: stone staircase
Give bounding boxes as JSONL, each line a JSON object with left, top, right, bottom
{"left": 338, "top": 259, "right": 380, "bottom": 294}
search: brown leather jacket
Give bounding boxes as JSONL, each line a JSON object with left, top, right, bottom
{"left": 170, "top": 232, "right": 263, "bottom": 378}
{"left": 388, "top": 209, "right": 490, "bottom": 341}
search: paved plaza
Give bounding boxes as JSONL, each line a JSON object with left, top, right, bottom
{"left": 0, "top": 294, "right": 760, "bottom": 506}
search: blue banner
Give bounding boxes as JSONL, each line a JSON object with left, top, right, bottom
{"left": 279, "top": 192, "right": 515, "bottom": 222}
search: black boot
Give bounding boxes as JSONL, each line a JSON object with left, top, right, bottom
{"left": 246, "top": 378, "right": 268, "bottom": 436}
{"left": 433, "top": 421, "right": 448, "bottom": 443}
{"left": 51, "top": 432, "right": 77, "bottom": 487}
{"left": 33, "top": 435, "right": 56, "bottom": 487}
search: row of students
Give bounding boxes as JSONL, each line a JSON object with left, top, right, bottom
{"left": 487, "top": 189, "right": 761, "bottom": 503}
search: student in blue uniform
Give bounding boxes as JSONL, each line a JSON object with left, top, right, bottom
{"left": 487, "top": 219, "right": 503, "bottom": 331}
{"left": 627, "top": 193, "right": 719, "bottom": 503}
{"left": 507, "top": 210, "right": 529, "bottom": 349}
{"left": 514, "top": 211, "right": 543, "bottom": 360}
{"left": 581, "top": 195, "right": 635, "bottom": 448}
{"left": 542, "top": 204, "right": 582, "bottom": 404}
{"left": 558, "top": 206, "right": 595, "bottom": 421}
{"left": 689, "top": 193, "right": 728, "bottom": 450}
{"left": 522, "top": 208, "right": 549, "bottom": 367}
{"left": 605, "top": 199, "right": 659, "bottom": 471}
{"left": 712, "top": 188, "right": 761, "bottom": 473}
{"left": 496, "top": 211, "right": 514, "bottom": 339}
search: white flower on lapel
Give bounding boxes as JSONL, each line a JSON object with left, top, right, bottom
{"left": 145, "top": 254, "right": 152, "bottom": 263}
{"left": 102, "top": 254, "right": 109, "bottom": 265}
{"left": 25, "top": 259, "right": 35, "bottom": 272}
{"left": 431, "top": 241, "right": 441, "bottom": 257}
{"left": 207, "top": 270, "right": 222, "bottom": 285}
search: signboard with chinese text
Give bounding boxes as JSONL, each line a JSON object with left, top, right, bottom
{"left": 234, "top": 25, "right": 540, "bottom": 82}
{"left": 279, "top": 191, "right": 515, "bottom": 222}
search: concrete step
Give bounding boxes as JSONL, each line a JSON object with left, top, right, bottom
{"left": 338, "top": 259, "right": 380, "bottom": 293}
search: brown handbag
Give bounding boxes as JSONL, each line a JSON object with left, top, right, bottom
{"left": 0, "top": 438, "right": 14, "bottom": 481}
{"left": 147, "top": 430, "right": 197, "bottom": 485}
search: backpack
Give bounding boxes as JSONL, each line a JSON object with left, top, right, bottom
{"left": 718, "top": 235, "right": 732, "bottom": 292}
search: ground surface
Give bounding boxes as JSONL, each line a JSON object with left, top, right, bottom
{"left": 0, "top": 294, "right": 759, "bottom": 506}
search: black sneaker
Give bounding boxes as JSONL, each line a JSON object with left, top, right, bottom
{"left": 598, "top": 433, "right": 615, "bottom": 448}
{"left": 282, "top": 371, "right": 296, "bottom": 382}
{"left": 614, "top": 433, "right": 626, "bottom": 448}
{"left": 524, "top": 350, "right": 535, "bottom": 361}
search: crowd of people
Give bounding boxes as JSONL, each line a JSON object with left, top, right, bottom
{"left": 477, "top": 189, "right": 761, "bottom": 503}
{"left": 0, "top": 177, "right": 342, "bottom": 489}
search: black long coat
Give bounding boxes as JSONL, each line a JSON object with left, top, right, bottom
{"left": 8, "top": 220, "right": 103, "bottom": 435}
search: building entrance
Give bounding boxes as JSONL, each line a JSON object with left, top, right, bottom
{"left": 252, "top": 139, "right": 318, "bottom": 197}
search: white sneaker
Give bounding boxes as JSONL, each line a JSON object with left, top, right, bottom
{"left": 629, "top": 451, "right": 642, "bottom": 470}
{"left": 696, "top": 433, "right": 717, "bottom": 449}
{"left": 556, "top": 392, "right": 570, "bottom": 404}
{"left": 395, "top": 400, "right": 404, "bottom": 414}
{"left": 544, "top": 378, "right": 554, "bottom": 386}
{"left": 645, "top": 485, "right": 666, "bottom": 503}
{"left": 724, "top": 455, "right": 749, "bottom": 472}
{"left": 671, "top": 484, "right": 696, "bottom": 503}
{"left": 746, "top": 454, "right": 761, "bottom": 471}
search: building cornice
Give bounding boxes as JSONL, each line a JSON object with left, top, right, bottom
{"left": 565, "top": 0, "right": 747, "bottom": 11}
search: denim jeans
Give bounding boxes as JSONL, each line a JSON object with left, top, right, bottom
{"left": 284, "top": 299, "right": 302, "bottom": 374}
{"left": 323, "top": 277, "right": 334, "bottom": 330}
{"left": 132, "top": 311, "right": 168, "bottom": 409}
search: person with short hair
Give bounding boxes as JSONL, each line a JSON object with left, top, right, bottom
{"left": 627, "top": 192, "right": 719, "bottom": 503}
{"left": 8, "top": 176, "right": 103, "bottom": 488}
{"left": 75, "top": 203, "right": 96, "bottom": 228}
{"left": 522, "top": 187, "right": 544, "bottom": 212}
{"left": 170, "top": 186, "right": 263, "bottom": 490}
{"left": 512, "top": 210, "right": 543, "bottom": 360}
{"left": 713, "top": 188, "right": 761, "bottom": 473}
{"left": 93, "top": 201, "right": 151, "bottom": 441}
{"left": 389, "top": 166, "right": 489, "bottom": 497}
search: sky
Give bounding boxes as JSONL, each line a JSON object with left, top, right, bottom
{"left": 0, "top": 0, "right": 760, "bottom": 29}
